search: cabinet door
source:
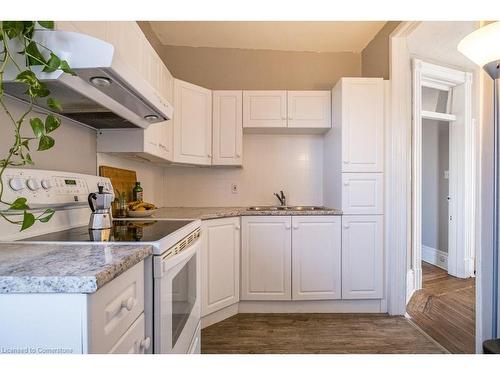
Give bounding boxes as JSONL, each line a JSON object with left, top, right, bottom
{"left": 201, "top": 217, "right": 240, "bottom": 316}
{"left": 212, "top": 91, "right": 243, "bottom": 166}
{"left": 173, "top": 79, "right": 212, "bottom": 165}
{"left": 342, "top": 215, "right": 384, "bottom": 299}
{"left": 57, "top": 21, "right": 107, "bottom": 40}
{"left": 241, "top": 216, "right": 292, "bottom": 300}
{"left": 291, "top": 216, "right": 341, "bottom": 300}
{"left": 243, "top": 91, "right": 287, "bottom": 128}
{"left": 287, "top": 91, "right": 331, "bottom": 129}
{"left": 341, "top": 78, "right": 384, "bottom": 172}
{"left": 106, "top": 22, "right": 143, "bottom": 76}
{"left": 342, "top": 173, "right": 383, "bottom": 215}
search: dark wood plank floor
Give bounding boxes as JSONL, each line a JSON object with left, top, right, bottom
{"left": 201, "top": 313, "right": 446, "bottom": 354}
{"left": 406, "top": 262, "right": 476, "bottom": 354}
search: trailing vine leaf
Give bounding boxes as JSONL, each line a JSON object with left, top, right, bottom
{"left": 37, "top": 21, "right": 54, "bottom": 30}
{"left": 42, "top": 53, "right": 61, "bottom": 73}
{"left": 9, "top": 197, "right": 29, "bottom": 210}
{"left": 44, "top": 114, "right": 60, "bottom": 133}
{"left": 15, "top": 70, "right": 38, "bottom": 85}
{"left": 38, "top": 208, "right": 55, "bottom": 223}
{"left": 37, "top": 135, "right": 55, "bottom": 151}
{"left": 24, "top": 153, "right": 33, "bottom": 165}
{"left": 60, "top": 60, "right": 76, "bottom": 76}
{"left": 25, "top": 41, "right": 47, "bottom": 67}
{"left": 20, "top": 211, "right": 35, "bottom": 231}
{"left": 30, "top": 117, "right": 44, "bottom": 138}
{"left": 47, "top": 97, "right": 62, "bottom": 112}
{"left": 2, "top": 21, "right": 24, "bottom": 39}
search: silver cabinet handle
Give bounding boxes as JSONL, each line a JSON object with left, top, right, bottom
{"left": 285, "top": 224, "right": 291, "bottom": 230}
{"left": 235, "top": 225, "right": 241, "bottom": 230}
{"left": 343, "top": 160, "right": 349, "bottom": 164}
{"left": 121, "top": 297, "right": 135, "bottom": 311}
{"left": 343, "top": 224, "right": 350, "bottom": 229}
{"left": 293, "top": 224, "right": 299, "bottom": 229}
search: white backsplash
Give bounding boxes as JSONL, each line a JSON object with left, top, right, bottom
{"left": 164, "top": 134, "right": 324, "bottom": 207}
{"left": 97, "top": 153, "right": 166, "bottom": 207}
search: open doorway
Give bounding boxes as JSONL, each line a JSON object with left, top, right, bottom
{"left": 406, "top": 58, "right": 477, "bottom": 353}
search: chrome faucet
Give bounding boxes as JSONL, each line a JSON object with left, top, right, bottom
{"left": 274, "top": 190, "right": 287, "bottom": 206}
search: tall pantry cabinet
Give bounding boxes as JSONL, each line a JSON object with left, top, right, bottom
{"left": 324, "top": 78, "right": 385, "bottom": 300}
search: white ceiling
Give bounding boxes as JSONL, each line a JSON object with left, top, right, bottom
{"left": 149, "top": 21, "right": 387, "bottom": 53}
{"left": 407, "top": 21, "right": 479, "bottom": 70}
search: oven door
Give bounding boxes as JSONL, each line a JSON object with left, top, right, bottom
{"left": 154, "top": 236, "right": 201, "bottom": 354}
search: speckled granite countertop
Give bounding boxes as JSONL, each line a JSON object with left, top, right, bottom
{"left": 150, "top": 206, "right": 342, "bottom": 220}
{"left": 0, "top": 243, "right": 152, "bottom": 294}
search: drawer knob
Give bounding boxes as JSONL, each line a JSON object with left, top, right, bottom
{"left": 344, "top": 224, "right": 350, "bottom": 229}
{"left": 293, "top": 224, "right": 299, "bottom": 229}
{"left": 140, "top": 337, "right": 151, "bottom": 351}
{"left": 285, "top": 224, "right": 291, "bottom": 230}
{"left": 121, "top": 297, "right": 135, "bottom": 311}
{"left": 234, "top": 225, "right": 241, "bottom": 230}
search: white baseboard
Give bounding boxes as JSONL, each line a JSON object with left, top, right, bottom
{"left": 422, "top": 245, "right": 448, "bottom": 270}
{"left": 201, "top": 303, "right": 238, "bottom": 329}
{"left": 238, "top": 299, "right": 384, "bottom": 314}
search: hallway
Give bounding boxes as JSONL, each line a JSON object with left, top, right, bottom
{"left": 407, "top": 262, "right": 476, "bottom": 353}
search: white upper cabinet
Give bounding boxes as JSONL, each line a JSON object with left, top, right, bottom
{"left": 201, "top": 217, "right": 240, "bottom": 316}
{"left": 287, "top": 91, "right": 331, "bottom": 129}
{"left": 212, "top": 91, "right": 243, "bottom": 166}
{"left": 243, "top": 91, "right": 287, "bottom": 128}
{"left": 342, "top": 215, "right": 384, "bottom": 299}
{"left": 291, "top": 216, "right": 341, "bottom": 300}
{"left": 173, "top": 79, "right": 213, "bottom": 165}
{"left": 341, "top": 173, "right": 383, "bottom": 215}
{"left": 336, "top": 78, "right": 384, "bottom": 172}
{"left": 241, "top": 216, "right": 292, "bottom": 300}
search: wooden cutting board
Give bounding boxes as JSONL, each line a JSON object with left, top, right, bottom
{"left": 99, "top": 165, "right": 137, "bottom": 202}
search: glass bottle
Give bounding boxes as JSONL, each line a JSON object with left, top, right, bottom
{"left": 133, "top": 182, "right": 143, "bottom": 202}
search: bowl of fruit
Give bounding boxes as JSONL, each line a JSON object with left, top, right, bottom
{"left": 127, "top": 201, "right": 158, "bottom": 218}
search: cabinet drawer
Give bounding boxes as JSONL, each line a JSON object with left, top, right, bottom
{"left": 109, "top": 313, "right": 150, "bottom": 354}
{"left": 342, "top": 173, "right": 383, "bottom": 215}
{"left": 88, "top": 261, "right": 144, "bottom": 353}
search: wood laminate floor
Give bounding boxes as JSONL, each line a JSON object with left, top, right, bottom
{"left": 201, "top": 313, "right": 447, "bottom": 354}
{"left": 406, "top": 262, "right": 476, "bottom": 354}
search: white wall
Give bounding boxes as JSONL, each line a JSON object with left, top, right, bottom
{"left": 164, "top": 134, "right": 324, "bottom": 207}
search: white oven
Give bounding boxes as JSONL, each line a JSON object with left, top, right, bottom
{"left": 153, "top": 228, "right": 201, "bottom": 354}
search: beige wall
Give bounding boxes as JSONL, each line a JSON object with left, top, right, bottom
{"left": 361, "top": 21, "right": 400, "bottom": 79}
{"left": 155, "top": 45, "right": 360, "bottom": 90}
{"left": 138, "top": 21, "right": 361, "bottom": 90}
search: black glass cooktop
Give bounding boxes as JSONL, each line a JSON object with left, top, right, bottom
{"left": 20, "top": 220, "right": 194, "bottom": 243}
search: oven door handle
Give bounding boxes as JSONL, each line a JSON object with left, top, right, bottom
{"left": 161, "top": 236, "right": 200, "bottom": 272}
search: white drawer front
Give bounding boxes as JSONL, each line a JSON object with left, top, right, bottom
{"left": 342, "top": 173, "right": 383, "bottom": 215}
{"left": 109, "top": 314, "right": 150, "bottom": 354}
{"left": 88, "top": 261, "right": 144, "bottom": 353}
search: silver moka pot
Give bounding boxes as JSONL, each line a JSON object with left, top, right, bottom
{"left": 88, "top": 185, "right": 114, "bottom": 230}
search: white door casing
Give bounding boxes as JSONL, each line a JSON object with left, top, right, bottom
{"left": 412, "top": 59, "right": 475, "bottom": 288}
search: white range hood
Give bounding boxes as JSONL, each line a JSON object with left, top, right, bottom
{"left": 3, "top": 29, "right": 173, "bottom": 129}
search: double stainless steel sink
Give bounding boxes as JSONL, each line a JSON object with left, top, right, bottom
{"left": 247, "top": 206, "right": 327, "bottom": 211}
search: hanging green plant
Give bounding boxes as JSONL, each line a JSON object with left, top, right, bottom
{"left": 0, "top": 21, "right": 75, "bottom": 230}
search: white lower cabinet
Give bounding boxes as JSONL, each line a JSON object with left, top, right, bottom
{"left": 241, "top": 216, "right": 292, "bottom": 300}
{"left": 291, "top": 216, "right": 341, "bottom": 300}
{"left": 0, "top": 261, "right": 148, "bottom": 354}
{"left": 201, "top": 217, "right": 240, "bottom": 316}
{"left": 341, "top": 216, "right": 384, "bottom": 299}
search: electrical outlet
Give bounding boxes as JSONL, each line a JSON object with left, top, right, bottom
{"left": 231, "top": 183, "right": 238, "bottom": 194}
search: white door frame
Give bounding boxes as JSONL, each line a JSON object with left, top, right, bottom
{"left": 411, "top": 59, "right": 475, "bottom": 290}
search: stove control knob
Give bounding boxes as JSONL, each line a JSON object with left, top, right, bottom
{"left": 41, "top": 179, "right": 52, "bottom": 190}
{"left": 27, "top": 178, "right": 41, "bottom": 191}
{"left": 9, "top": 178, "right": 25, "bottom": 191}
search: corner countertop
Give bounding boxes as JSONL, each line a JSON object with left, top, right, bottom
{"left": 150, "top": 206, "right": 342, "bottom": 220}
{"left": 0, "top": 243, "right": 152, "bottom": 294}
